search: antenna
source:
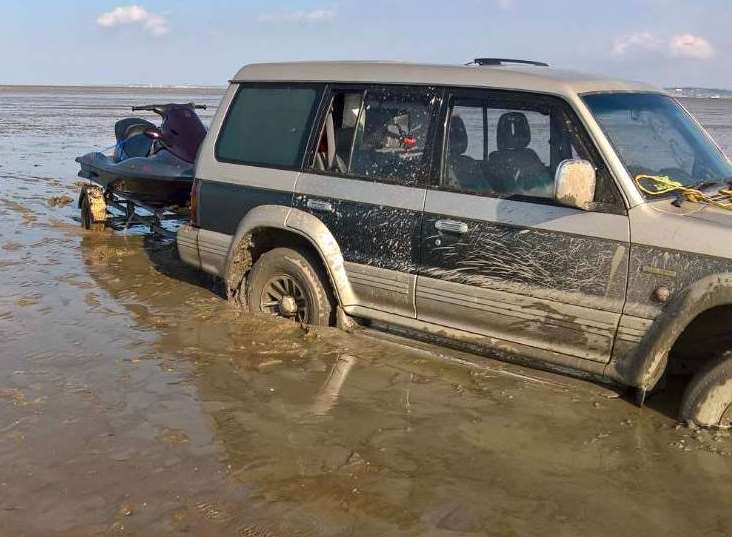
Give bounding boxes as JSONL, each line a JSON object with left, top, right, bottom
{"left": 467, "top": 58, "right": 549, "bottom": 67}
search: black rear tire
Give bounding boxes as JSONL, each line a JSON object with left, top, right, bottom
{"left": 679, "top": 351, "right": 732, "bottom": 428}
{"left": 246, "top": 247, "right": 334, "bottom": 327}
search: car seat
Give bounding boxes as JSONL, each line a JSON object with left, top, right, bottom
{"left": 445, "top": 115, "right": 485, "bottom": 192}
{"left": 487, "top": 112, "right": 552, "bottom": 195}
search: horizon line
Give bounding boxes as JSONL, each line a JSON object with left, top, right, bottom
{"left": 1, "top": 82, "right": 731, "bottom": 94}
{"left": 0, "top": 83, "right": 227, "bottom": 89}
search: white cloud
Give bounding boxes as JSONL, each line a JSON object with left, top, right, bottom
{"left": 612, "top": 32, "right": 663, "bottom": 56}
{"left": 496, "top": 0, "right": 515, "bottom": 9}
{"left": 670, "top": 34, "right": 715, "bottom": 60}
{"left": 257, "top": 9, "right": 336, "bottom": 24}
{"left": 612, "top": 31, "right": 714, "bottom": 60}
{"left": 97, "top": 5, "right": 169, "bottom": 36}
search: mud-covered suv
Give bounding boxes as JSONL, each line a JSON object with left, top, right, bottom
{"left": 178, "top": 60, "right": 732, "bottom": 427}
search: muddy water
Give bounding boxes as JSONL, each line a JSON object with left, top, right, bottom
{"left": 2, "top": 87, "right": 732, "bottom": 536}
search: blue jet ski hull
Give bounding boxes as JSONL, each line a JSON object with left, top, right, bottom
{"left": 75, "top": 150, "right": 193, "bottom": 208}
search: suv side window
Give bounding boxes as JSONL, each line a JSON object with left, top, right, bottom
{"left": 442, "top": 91, "right": 621, "bottom": 208}
{"left": 216, "top": 83, "right": 323, "bottom": 168}
{"left": 312, "top": 90, "right": 365, "bottom": 174}
{"left": 311, "top": 86, "right": 439, "bottom": 187}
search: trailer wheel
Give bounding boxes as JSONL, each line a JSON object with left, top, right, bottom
{"left": 79, "top": 186, "right": 106, "bottom": 232}
{"left": 680, "top": 351, "right": 732, "bottom": 428}
{"left": 246, "top": 247, "right": 334, "bottom": 326}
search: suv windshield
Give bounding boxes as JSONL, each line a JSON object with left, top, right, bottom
{"left": 583, "top": 93, "right": 732, "bottom": 195}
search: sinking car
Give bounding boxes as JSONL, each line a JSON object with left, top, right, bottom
{"left": 177, "top": 59, "right": 732, "bottom": 427}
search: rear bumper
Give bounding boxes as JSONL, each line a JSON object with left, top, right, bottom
{"left": 177, "top": 224, "right": 201, "bottom": 269}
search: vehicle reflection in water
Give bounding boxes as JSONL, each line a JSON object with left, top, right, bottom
{"left": 310, "top": 354, "right": 357, "bottom": 417}
{"left": 77, "top": 232, "right": 732, "bottom": 537}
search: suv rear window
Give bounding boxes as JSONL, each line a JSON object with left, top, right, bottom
{"left": 216, "top": 84, "right": 323, "bottom": 168}
{"left": 310, "top": 86, "right": 439, "bottom": 186}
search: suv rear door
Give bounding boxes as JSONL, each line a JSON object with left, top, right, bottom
{"left": 295, "top": 85, "right": 441, "bottom": 317}
{"left": 417, "top": 88, "right": 630, "bottom": 363}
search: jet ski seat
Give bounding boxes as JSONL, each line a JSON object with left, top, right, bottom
{"left": 113, "top": 117, "right": 156, "bottom": 162}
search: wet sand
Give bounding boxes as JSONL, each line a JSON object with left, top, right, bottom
{"left": 2, "top": 86, "right": 732, "bottom": 536}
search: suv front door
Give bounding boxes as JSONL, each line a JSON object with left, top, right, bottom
{"left": 417, "top": 89, "right": 630, "bottom": 364}
{"left": 295, "top": 85, "right": 441, "bottom": 317}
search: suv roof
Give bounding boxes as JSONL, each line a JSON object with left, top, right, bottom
{"left": 232, "top": 61, "right": 660, "bottom": 98}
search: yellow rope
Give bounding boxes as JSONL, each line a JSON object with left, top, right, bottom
{"left": 635, "top": 175, "right": 732, "bottom": 211}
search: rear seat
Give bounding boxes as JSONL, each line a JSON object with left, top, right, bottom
{"left": 445, "top": 115, "right": 488, "bottom": 193}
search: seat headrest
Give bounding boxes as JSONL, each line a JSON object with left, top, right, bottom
{"left": 497, "top": 112, "right": 531, "bottom": 150}
{"left": 448, "top": 115, "right": 469, "bottom": 156}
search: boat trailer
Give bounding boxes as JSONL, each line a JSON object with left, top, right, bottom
{"left": 77, "top": 184, "right": 189, "bottom": 239}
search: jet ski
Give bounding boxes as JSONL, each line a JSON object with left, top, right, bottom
{"left": 76, "top": 103, "right": 206, "bottom": 208}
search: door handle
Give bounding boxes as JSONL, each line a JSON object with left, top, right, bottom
{"left": 435, "top": 219, "right": 469, "bottom": 234}
{"left": 306, "top": 199, "right": 334, "bottom": 213}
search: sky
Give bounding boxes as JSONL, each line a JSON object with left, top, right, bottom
{"left": 2, "top": 0, "right": 732, "bottom": 88}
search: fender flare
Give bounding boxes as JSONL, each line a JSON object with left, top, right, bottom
{"left": 625, "top": 272, "right": 732, "bottom": 390}
{"left": 222, "top": 205, "right": 356, "bottom": 306}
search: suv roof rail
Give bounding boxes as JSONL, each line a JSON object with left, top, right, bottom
{"left": 467, "top": 58, "right": 549, "bottom": 67}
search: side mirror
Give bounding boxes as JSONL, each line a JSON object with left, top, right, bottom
{"left": 144, "top": 127, "right": 163, "bottom": 140}
{"left": 554, "top": 159, "right": 596, "bottom": 210}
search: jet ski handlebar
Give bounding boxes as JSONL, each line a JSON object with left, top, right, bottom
{"left": 131, "top": 103, "right": 207, "bottom": 116}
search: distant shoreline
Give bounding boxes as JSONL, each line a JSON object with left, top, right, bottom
{"left": 0, "top": 84, "right": 226, "bottom": 92}
{"left": 1, "top": 84, "right": 730, "bottom": 99}
{"left": 667, "top": 87, "right": 732, "bottom": 99}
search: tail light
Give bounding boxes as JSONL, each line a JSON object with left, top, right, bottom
{"left": 190, "top": 177, "right": 201, "bottom": 227}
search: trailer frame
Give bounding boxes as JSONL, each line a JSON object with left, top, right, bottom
{"left": 78, "top": 183, "right": 189, "bottom": 239}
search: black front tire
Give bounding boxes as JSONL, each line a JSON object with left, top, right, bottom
{"left": 246, "top": 247, "right": 334, "bottom": 327}
{"left": 680, "top": 351, "right": 732, "bottom": 428}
